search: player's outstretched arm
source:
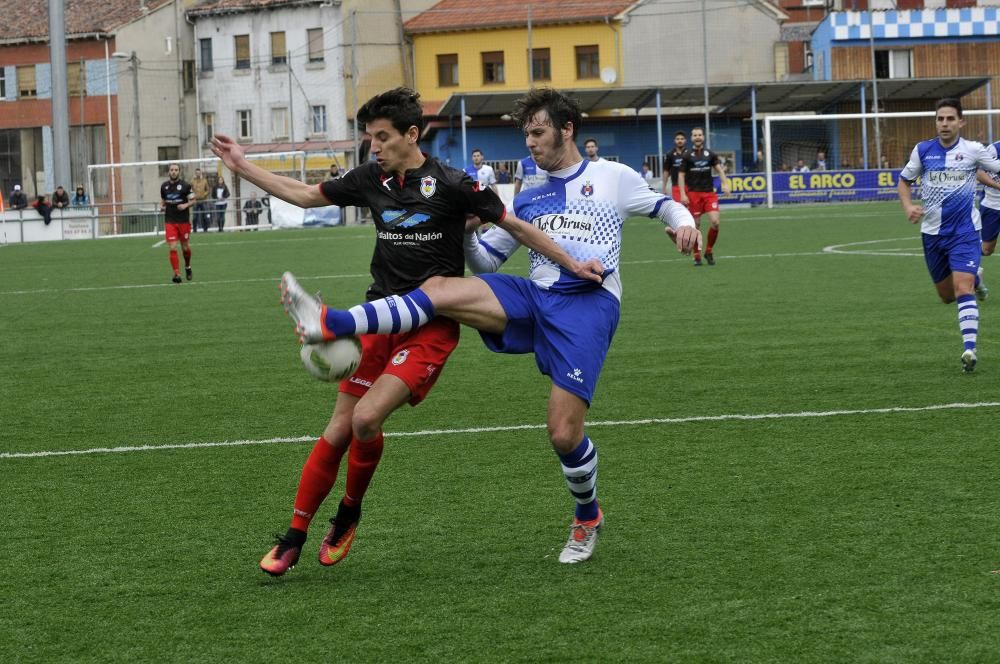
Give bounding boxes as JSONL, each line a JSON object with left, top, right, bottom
{"left": 495, "top": 214, "right": 604, "bottom": 283}
{"left": 210, "top": 134, "right": 328, "bottom": 208}
{"left": 978, "top": 170, "right": 1000, "bottom": 191}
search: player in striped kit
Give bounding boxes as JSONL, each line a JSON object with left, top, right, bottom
{"left": 976, "top": 138, "right": 1000, "bottom": 301}
{"left": 898, "top": 98, "right": 1000, "bottom": 373}
{"left": 281, "top": 88, "right": 698, "bottom": 563}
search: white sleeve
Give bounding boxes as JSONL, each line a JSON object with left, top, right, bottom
{"left": 899, "top": 145, "right": 923, "bottom": 182}
{"left": 486, "top": 165, "right": 497, "bottom": 186}
{"left": 617, "top": 165, "right": 695, "bottom": 230}
{"left": 464, "top": 224, "right": 520, "bottom": 274}
{"left": 977, "top": 142, "right": 1000, "bottom": 174}
{"left": 514, "top": 160, "right": 524, "bottom": 182}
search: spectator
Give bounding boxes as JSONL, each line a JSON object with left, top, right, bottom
{"left": 243, "top": 191, "right": 263, "bottom": 228}
{"left": 880, "top": 154, "right": 891, "bottom": 169}
{"left": 839, "top": 159, "right": 852, "bottom": 170}
{"left": 9, "top": 184, "right": 28, "bottom": 209}
{"left": 326, "top": 163, "right": 342, "bottom": 181}
{"left": 811, "top": 151, "right": 828, "bottom": 171}
{"left": 52, "top": 185, "right": 70, "bottom": 209}
{"left": 213, "top": 176, "right": 230, "bottom": 232}
{"left": 32, "top": 194, "right": 53, "bottom": 225}
{"left": 749, "top": 150, "right": 765, "bottom": 173}
{"left": 71, "top": 184, "right": 90, "bottom": 206}
{"left": 794, "top": 159, "right": 810, "bottom": 173}
{"left": 779, "top": 163, "right": 791, "bottom": 172}
{"left": 496, "top": 163, "right": 511, "bottom": 184}
{"left": 641, "top": 163, "right": 654, "bottom": 184}
{"left": 190, "top": 168, "right": 211, "bottom": 233}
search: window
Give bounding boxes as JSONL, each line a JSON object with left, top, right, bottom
{"left": 311, "top": 105, "right": 327, "bottom": 134}
{"left": 17, "top": 65, "right": 37, "bottom": 98}
{"left": 157, "top": 146, "right": 179, "bottom": 177}
{"left": 437, "top": 54, "right": 458, "bottom": 87}
{"left": 481, "top": 51, "right": 504, "bottom": 84}
{"left": 530, "top": 48, "right": 551, "bottom": 82}
{"left": 182, "top": 60, "right": 195, "bottom": 93}
{"left": 271, "top": 107, "right": 289, "bottom": 140}
{"left": 0, "top": 69, "right": 5, "bottom": 98}
{"left": 237, "top": 109, "right": 253, "bottom": 140}
{"left": 67, "top": 62, "right": 85, "bottom": 96}
{"left": 874, "top": 49, "right": 911, "bottom": 79}
{"left": 234, "top": 35, "right": 251, "bottom": 70}
{"left": 576, "top": 45, "right": 600, "bottom": 79}
{"left": 202, "top": 112, "right": 215, "bottom": 145}
{"left": 307, "top": 28, "right": 325, "bottom": 63}
{"left": 199, "top": 38, "right": 214, "bottom": 72}
{"left": 270, "top": 32, "right": 287, "bottom": 66}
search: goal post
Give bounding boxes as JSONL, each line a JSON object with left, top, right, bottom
{"left": 760, "top": 109, "right": 1000, "bottom": 209}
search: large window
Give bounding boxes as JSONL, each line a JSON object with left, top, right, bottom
{"left": 0, "top": 69, "right": 5, "bottom": 98}
{"left": 270, "top": 32, "right": 287, "bottom": 66}
{"left": 874, "top": 49, "right": 911, "bottom": 79}
{"left": 17, "top": 65, "right": 37, "bottom": 98}
{"left": 530, "top": 48, "right": 551, "bottom": 82}
{"left": 271, "top": 107, "right": 289, "bottom": 140}
{"left": 575, "top": 45, "right": 600, "bottom": 79}
{"left": 234, "top": 35, "right": 251, "bottom": 70}
{"left": 237, "top": 109, "right": 253, "bottom": 140}
{"left": 482, "top": 51, "right": 504, "bottom": 84}
{"left": 202, "top": 112, "right": 215, "bottom": 145}
{"left": 182, "top": 60, "right": 195, "bottom": 93}
{"left": 437, "top": 54, "right": 458, "bottom": 87}
{"left": 311, "top": 105, "right": 327, "bottom": 135}
{"left": 307, "top": 28, "right": 325, "bottom": 63}
{"left": 67, "top": 62, "right": 85, "bottom": 96}
{"left": 199, "top": 38, "right": 213, "bottom": 72}
{"left": 157, "top": 146, "right": 179, "bottom": 177}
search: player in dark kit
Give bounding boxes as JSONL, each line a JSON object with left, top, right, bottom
{"left": 678, "top": 127, "right": 730, "bottom": 266}
{"left": 210, "top": 87, "right": 601, "bottom": 576}
{"left": 159, "top": 163, "right": 195, "bottom": 283}
{"left": 663, "top": 131, "right": 688, "bottom": 204}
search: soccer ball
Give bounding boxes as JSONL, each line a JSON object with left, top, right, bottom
{"left": 299, "top": 338, "right": 362, "bottom": 382}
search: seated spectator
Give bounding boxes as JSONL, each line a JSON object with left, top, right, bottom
{"left": 71, "top": 185, "right": 90, "bottom": 206}
{"left": 496, "top": 163, "right": 511, "bottom": 184}
{"left": 32, "top": 195, "right": 53, "bottom": 225}
{"left": 811, "top": 151, "right": 827, "bottom": 171}
{"left": 794, "top": 159, "right": 810, "bottom": 173}
{"left": 52, "top": 185, "right": 70, "bottom": 209}
{"left": 9, "top": 184, "right": 28, "bottom": 209}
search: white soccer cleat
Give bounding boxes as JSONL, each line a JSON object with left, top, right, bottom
{"left": 558, "top": 511, "right": 604, "bottom": 564}
{"left": 961, "top": 349, "right": 977, "bottom": 373}
{"left": 280, "top": 271, "right": 331, "bottom": 343}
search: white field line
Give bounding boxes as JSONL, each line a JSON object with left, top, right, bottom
{"left": 824, "top": 237, "right": 922, "bottom": 257}
{"left": 3, "top": 401, "right": 997, "bottom": 460}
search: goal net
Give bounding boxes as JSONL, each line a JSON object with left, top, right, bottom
{"left": 748, "top": 109, "right": 1000, "bottom": 208}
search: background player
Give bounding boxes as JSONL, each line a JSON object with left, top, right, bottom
{"left": 159, "top": 163, "right": 194, "bottom": 283}
{"left": 976, "top": 139, "right": 1000, "bottom": 301}
{"left": 281, "top": 88, "right": 697, "bottom": 564}
{"left": 897, "top": 97, "right": 1000, "bottom": 372}
{"left": 465, "top": 148, "right": 498, "bottom": 195}
{"left": 513, "top": 155, "right": 548, "bottom": 195}
{"left": 678, "top": 127, "right": 730, "bottom": 266}
{"left": 583, "top": 138, "right": 602, "bottom": 162}
{"left": 211, "top": 88, "right": 600, "bottom": 576}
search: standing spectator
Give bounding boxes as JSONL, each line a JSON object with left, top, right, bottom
{"left": 583, "top": 137, "right": 602, "bottom": 162}
{"left": 190, "top": 168, "right": 210, "bottom": 233}
{"left": 213, "top": 175, "right": 231, "bottom": 232}
{"left": 496, "top": 162, "right": 511, "bottom": 184}
{"left": 52, "top": 185, "right": 70, "bottom": 209}
{"left": 812, "top": 151, "right": 828, "bottom": 171}
{"left": 641, "top": 162, "right": 654, "bottom": 185}
{"left": 32, "top": 194, "right": 53, "bottom": 225}
{"left": 159, "top": 162, "right": 195, "bottom": 283}
{"left": 9, "top": 185, "right": 28, "bottom": 209}
{"left": 880, "top": 154, "right": 892, "bottom": 170}
{"left": 71, "top": 184, "right": 90, "bottom": 206}
{"left": 326, "top": 163, "right": 342, "bottom": 181}
{"left": 464, "top": 149, "right": 498, "bottom": 194}
{"left": 242, "top": 191, "right": 263, "bottom": 228}
{"left": 749, "top": 149, "right": 765, "bottom": 173}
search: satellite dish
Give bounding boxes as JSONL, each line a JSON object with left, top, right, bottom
{"left": 600, "top": 67, "right": 617, "bottom": 84}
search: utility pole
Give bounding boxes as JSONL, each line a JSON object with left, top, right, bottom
{"left": 49, "top": 0, "right": 71, "bottom": 190}
{"left": 114, "top": 51, "right": 143, "bottom": 203}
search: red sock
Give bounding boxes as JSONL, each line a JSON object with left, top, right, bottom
{"left": 290, "top": 437, "right": 347, "bottom": 532}
{"left": 182, "top": 247, "right": 191, "bottom": 267}
{"left": 707, "top": 227, "right": 718, "bottom": 253}
{"left": 343, "top": 433, "right": 385, "bottom": 508}
{"left": 168, "top": 249, "right": 180, "bottom": 274}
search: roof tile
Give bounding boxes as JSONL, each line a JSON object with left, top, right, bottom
{"left": 404, "top": 0, "right": 634, "bottom": 33}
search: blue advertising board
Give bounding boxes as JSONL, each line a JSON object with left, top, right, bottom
{"left": 717, "top": 169, "right": 901, "bottom": 206}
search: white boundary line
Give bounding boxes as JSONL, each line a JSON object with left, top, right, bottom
{"left": 3, "top": 401, "right": 997, "bottom": 460}
{"left": 824, "top": 237, "right": 922, "bottom": 257}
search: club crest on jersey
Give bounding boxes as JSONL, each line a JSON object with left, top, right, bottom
{"left": 176, "top": 184, "right": 182, "bottom": 191}
{"left": 420, "top": 176, "right": 437, "bottom": 198}
{"left": 581, "top": 181, "right": 594, "bottom": 197}
{"left": 392, "top": 349, "right": 410, "bottom": 365}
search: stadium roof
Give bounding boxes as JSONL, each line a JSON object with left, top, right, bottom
{"left": 433, "top": 77, "right": 992, "bottom": 118}
{"left": 0, "top": 0, "right": 172, "bottom": 43}
{"left": 403, "top": 0, "right": 635, "bottom": 33}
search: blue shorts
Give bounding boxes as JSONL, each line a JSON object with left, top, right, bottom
{"left": 982, "top": 206, "right": 1000, "bottom": 244}
{"left": 922, "top": 232, "right": 981, "bottom": 284}
{"left": 475, "top": 273, "right": 620, "bottom": 405}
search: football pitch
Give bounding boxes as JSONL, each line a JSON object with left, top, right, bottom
{"left": 3, "top": 202, "right": 999, "bottom": 662}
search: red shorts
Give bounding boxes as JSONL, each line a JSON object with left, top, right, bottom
{"left": 671, "top": 186, "right": 688, "bottom": 204}
{"left": 339, "top": 316, "right": 460, "bottom": 406}
{"left": 686, "top": 191, "right": 719, "bottom": 217}
{"left": 165, "top": 222, "right": 191, "bottom": 242}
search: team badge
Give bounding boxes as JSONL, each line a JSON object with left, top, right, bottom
{"left": 176, "top": 184, "right": 182, "bottom": 191}
{"left": 581, "top": 181, "right": 594, "bottom": 197}
{"left": 392, "top": 349, "right": 410, "bottom": 365}
{"left": 420, "top": 176, "right": 437, "bottom": 198}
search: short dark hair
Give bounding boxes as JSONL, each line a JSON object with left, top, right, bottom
{"left": 691, "top": 126, "right": 704, "bottom": 134}
{"left": 471, "top": 148, "right": 483, "bottom": 155}
{"left": 584, "top": 138, "right": 598, "bottom": 147}
{"left": 511, "top": 88, "right": 584, "bottom": 141}
{"left": 358, "top": 87, "right": 425, "bottom": 137}
{"left": 936, "top": 97, "right": 963, "bottom": 118}
{"left": 674, "top": 131, "right": 686, "bottom": 138}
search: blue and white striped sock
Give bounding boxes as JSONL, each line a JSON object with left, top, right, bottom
{"left": 957, "top": 294, "right": 978, "bottom": 351}
{"left": 557, "top": 436, "right": 599, "bottom": 522}
{"left": 323, "top": 289, "right": 435, "bottom": 337}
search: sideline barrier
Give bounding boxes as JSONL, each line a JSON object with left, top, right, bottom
{"left": 718, "top": 169, "right": 901, "bottom": 206}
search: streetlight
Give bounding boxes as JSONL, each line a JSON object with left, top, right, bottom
{"left": 112, "top": 51, "right": 142, "bottom": 205}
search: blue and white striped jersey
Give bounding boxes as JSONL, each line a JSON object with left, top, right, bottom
{"left": 981, "top": 141, "right": 1000, "bottom": 212}
{"left": 466, "top": 158, "right": 693, "bottom": 300}
{"left": 514, "top": 157, "right": 548, "bottom": 192}
{"left": 899, "top": 137, "right": 1000, "bottom": 236}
